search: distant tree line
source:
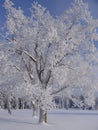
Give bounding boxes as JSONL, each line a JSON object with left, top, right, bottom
{"left": 0, "top": 91, "right": 98, "bottom": 110}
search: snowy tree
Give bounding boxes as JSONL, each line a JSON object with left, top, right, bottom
{"left": 60, "top": 59, "right": 98, "bottom": 110}
{"left": 1, "top": 0, "right": 98, "bottom": 123}
{"left": 0, "top": 41, "right": 30, "bottom": 111}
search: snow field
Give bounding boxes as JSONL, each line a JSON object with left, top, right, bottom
{"left": 0, "top": 109, "right": 98, "bottom": 130}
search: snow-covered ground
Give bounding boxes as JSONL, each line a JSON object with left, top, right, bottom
{"left": 0, "top": 109, "right": 98, "bottom": 130}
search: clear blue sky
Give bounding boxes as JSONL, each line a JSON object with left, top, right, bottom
{"left": 0, "top": 0, "right": 98, "bottom": 40}
{"left": 0, "top": 0, "right": 98, "bottom": 27}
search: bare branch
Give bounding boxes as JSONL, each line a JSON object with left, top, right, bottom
{"left": 9, "top": 65, "right": 21, "bottom": 72}
{"left": 45, "top": 70, "right": 51, "bottom": 86}
{"left": 51, "top": 85, "right": 68, "bottom": 95}
{"left": 21, "top": 56, "right": 34, "bottom": 81}
{"left": 0, "top": 33, "right": 16, "bottom": 43}
{"left": 23, "top": 50, "right": 37, "bottom": 62}
{"left": 44, "top": 42, "right": 51, "bottom": 66}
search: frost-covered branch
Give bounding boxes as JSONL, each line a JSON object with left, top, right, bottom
{"left": 51, "top": 86, "right": 68, "bottom": 95}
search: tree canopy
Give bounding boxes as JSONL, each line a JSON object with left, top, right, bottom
{"left": 0, "top": 0, "right": 98, "bottom": 123}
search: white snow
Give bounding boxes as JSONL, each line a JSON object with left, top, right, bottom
{"left": 0, "top": 109, "right": 98, "bottom": 130}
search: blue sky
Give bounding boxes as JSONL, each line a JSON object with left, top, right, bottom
{"left": 0, "top": 0, "right": 98, "bottom": 22}
{"left": 0, "top": 0, "right": 98, "bottom": 27}
{"left": 0, "top": 0, "right": 98, "bottom": 36}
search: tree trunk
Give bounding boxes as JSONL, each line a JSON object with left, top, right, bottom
{"left": 66, "top": 98, "right": 69, "bottom": 109}
{"left": 7, "top": 98, "right": 12, "bottom": 115}
{"left": 33, "top": 104, "right": 38, "bottom": 117}
{"left": 15, "top": 98, "right": 19, "bottom": 109}
{"left": 39, "top": 108, "right": 47, "bottom": 123}
{"left": 21, "top": 99, "right": 25, "bottom": 109}
{"left": 31, "top": 101, "right": 38, "bottom": 117}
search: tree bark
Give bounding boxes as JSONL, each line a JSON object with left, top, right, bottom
{"left": 7, "top": 97, "right": 12, "bottom": 115}
{"left": 31, "top": 101, "right": 38, "bottom": 117}
{"left": 33, "top": 104, "right": 38, "bottom": 117}
{"left": 15, "top": 98, "right": 19, "bottom": 109}
{"left": 39, "top": 108, "right": 47, "bottom": 123}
